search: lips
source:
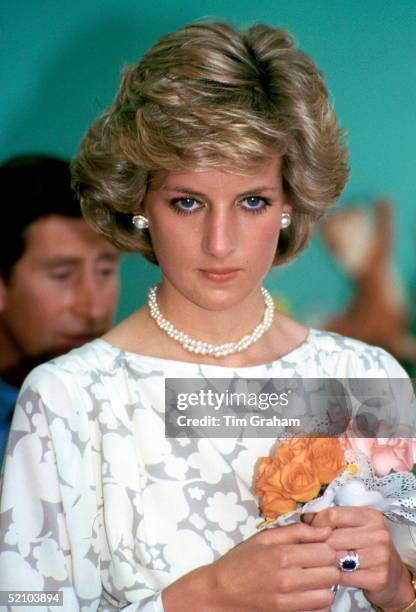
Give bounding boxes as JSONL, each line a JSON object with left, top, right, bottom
{"left": 199, "top": 268, "right": 241, "bottom": 282}
{"left": 202, "top": 268, "right": 240, "bottom": 274}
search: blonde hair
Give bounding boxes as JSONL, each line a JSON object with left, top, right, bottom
{"left": 72, "top": 21, "right": 349, "bottom": 265}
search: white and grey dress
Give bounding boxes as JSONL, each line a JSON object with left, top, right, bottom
{"left": 1, "top": 329, "right": 415, "bottom": 611}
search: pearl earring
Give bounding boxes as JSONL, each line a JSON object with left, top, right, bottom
{"left": 281, "top": 212, "right": 291, "bottom": 229}
{"left": 132, "top": 214, "right": 149, "bottom": 230}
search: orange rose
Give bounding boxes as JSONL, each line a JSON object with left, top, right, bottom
{"left": 309, "top": 438, "right": 345, "bottom": 484}
{"left": 279, "top": 461, "right": 321, "bottom": 502}
{"left": 260, "top": 491, "right": 297, "bottom": 518}
{"left": 254, "top": 457, "right": 297, "bottom": 518}
{"left": 254, "top": 457, "right": 276, "bottom": 492}
{"left": 274, "top": 437, "right": 311, "bottom": 465}
{"left": 254, "top": 437, "right": 345, "bottom": 519}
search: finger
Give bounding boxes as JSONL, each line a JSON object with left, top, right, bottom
{"left": 277, "top": 542, "right": 337, "bottom": 569}
{"left": 277, "top": 566, "right": 340, "bottom": 591}
{"left": 298, "top": 609, "right": 331, "bottom": 612}
{"left": 279, "top": 588, "right": 335, "bottom": 611}
{"left": 336, "top": 546, "right": 390, "bottom": 570}
{"left": 327, "top": 526, "right": 390, "bottom": 551}
{"left": 302, "top": 512, "right": 316, "bottom": 525}
{"left": 309, "top": 506, "right": 384, "bottom": 529}
{"left": 338, "top": 567, "right": 386, "bottom": 590}
{"left": 259, "top": 523, "right": 332, "bottom": 546}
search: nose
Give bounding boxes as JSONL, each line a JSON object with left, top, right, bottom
{"left": 202, "top": 208, "right": 236, "bottom": 259}
{"left": 72, "top": 274, "right": 115, "bottom": 325}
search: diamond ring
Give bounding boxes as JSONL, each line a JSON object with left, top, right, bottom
{"left": 338, "top": 551, "right": 360, "bottom": 572}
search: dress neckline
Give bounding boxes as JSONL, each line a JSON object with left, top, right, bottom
{"left": 92, "top": 328, "right": 316, "bottom": 373}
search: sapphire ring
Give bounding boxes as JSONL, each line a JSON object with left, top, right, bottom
{"left": 338, "top": 551, "right": 360, "bottom": 572}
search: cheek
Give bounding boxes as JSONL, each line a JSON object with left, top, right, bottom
{"left": 10, "top": 280, "right": 69, "bottom": 320}
{"left": 150, "top": 224, "right": 192, "bottom": 265}
{"left": 107, "top": 282, "right": 119, "bottom": 305}
{"left": 101, "top": 284, "right": 119, "bottom": 317}
{"left": 251, "top": 222, "right": 280, "bottom": 258}
{"left": 265, "top": 222, "right": 281, "bottom": 244}
{"left": 2, "top": 298, "right": 56, "bottom": 352}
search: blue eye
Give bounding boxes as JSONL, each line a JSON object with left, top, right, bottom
{"left": 170, "top": 197, "right": 200, "bottom": 215}
{"left": 241, "top": 196, "right": 269, "bottom": 213}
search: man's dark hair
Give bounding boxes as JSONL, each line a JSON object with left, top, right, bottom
{"left": 0, "top": 155, "right": 82, "bottom": 280}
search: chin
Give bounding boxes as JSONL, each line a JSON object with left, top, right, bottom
{"left": 40, "top": 340, "right": 86, "bottom": 360}
{"left": 192, "top": 289, "right": 252, "bottom": 312}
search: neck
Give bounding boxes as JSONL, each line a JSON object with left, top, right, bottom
{"left": 104, "top": 287, "right": 308, "bottom": 368}
{"left": 156, "top": 282, "right": 268, "bottom": 345}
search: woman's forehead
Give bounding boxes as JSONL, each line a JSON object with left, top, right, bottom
{"left": 148, "top": 156, "right": 283, "bottom": 189}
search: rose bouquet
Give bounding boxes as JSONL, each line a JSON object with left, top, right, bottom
{"left": 253, "top": 436, "right": 416, "bottom": 526}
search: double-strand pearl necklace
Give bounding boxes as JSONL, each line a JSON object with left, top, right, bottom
{"left": 147, "top": 285, "right": 275, "bottom": 358}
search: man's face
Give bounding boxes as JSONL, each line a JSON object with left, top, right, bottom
{"left": 0, "top": 215, "right": 119, "bottom": 363}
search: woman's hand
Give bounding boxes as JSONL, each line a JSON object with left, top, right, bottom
{"left": 163, "top": 523, "right": 340, "bottom": 611}
{"left": 303, "top": 506, "right": 415, "bottom": 611}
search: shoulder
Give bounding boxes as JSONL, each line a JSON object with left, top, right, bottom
{"left": 18, "top": 339, "right": 119, "bottom": 400}
{"left": 12, "top": 340, "right": 122, "bottom": 443}
{"left": 307, "top": 329, "right": 409, "bottom": 377}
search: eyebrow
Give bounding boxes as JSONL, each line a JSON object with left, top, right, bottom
{"left": 41, "top": 253, "right": 119, "bottom": 267}
{"left": 163, "top": 186, "right": 280, "bottom": 197}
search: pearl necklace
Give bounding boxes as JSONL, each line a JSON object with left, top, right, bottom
{"left": 147, "top": 285, "right": 275, "bottom": 358}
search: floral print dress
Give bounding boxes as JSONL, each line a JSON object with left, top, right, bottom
{"left": 0, "top": 330, "right": 415, "bottom": 611}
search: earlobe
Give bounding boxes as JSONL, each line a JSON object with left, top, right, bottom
{"left": 280, "top": 212, "right": 291, "bottom": 229}
{"left": 283, "top": 200, "right": 293, "bottom": 214}
{"left": 132, "top": 214, "right": 149, "bottom": 230}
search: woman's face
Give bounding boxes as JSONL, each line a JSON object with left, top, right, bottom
{"left": 143, "top": 156, "right": 291, "bottom": 313}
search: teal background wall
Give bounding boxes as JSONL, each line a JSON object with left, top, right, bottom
{"left": 2, "top": 1, "right": 416, "bottom": 324}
